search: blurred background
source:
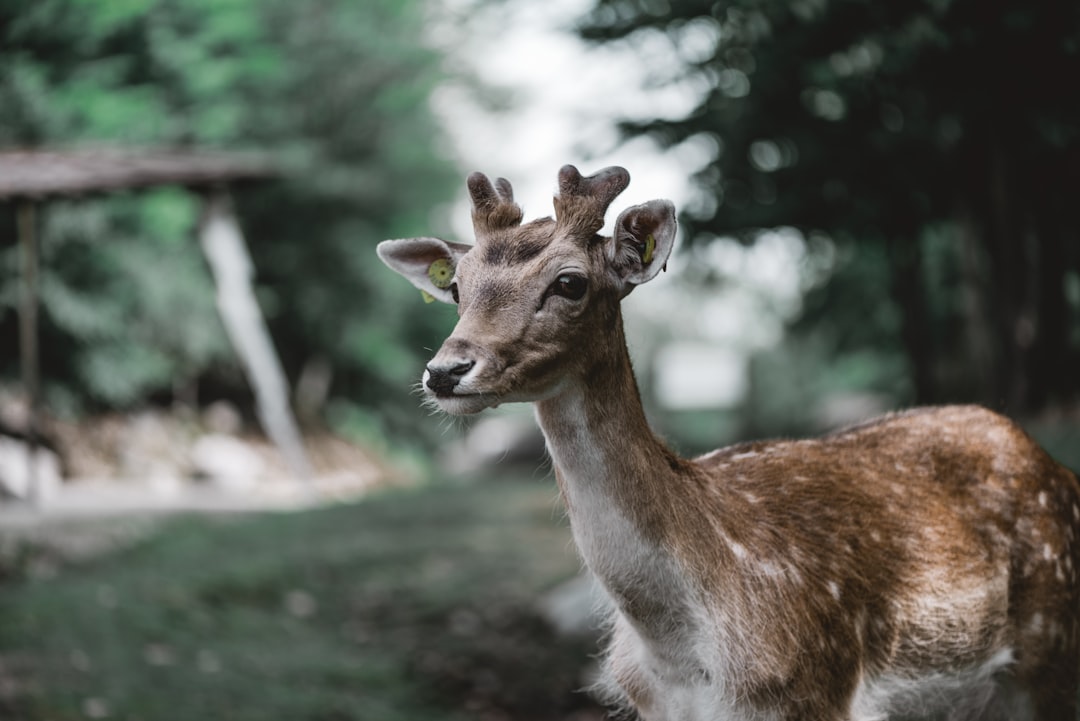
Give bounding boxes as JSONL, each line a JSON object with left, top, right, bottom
{"left": 0, "top": 0, "right": 1078, "bottom": 719}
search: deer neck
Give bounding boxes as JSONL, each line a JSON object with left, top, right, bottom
{"left": 534, "top": 318, "right": 677, "bottom": 511}
{"left": 534, "top": 316, "right": 700, "bottom": 636}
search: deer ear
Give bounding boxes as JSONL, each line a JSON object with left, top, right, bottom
{"left": 377, "top": 237, "right": 471, "bottom": 304}
{"left": 608, "top": 200, "right": 677, "bottom": 292}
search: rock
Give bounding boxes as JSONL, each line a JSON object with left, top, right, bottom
{"left": 0, "top": 436, "right": 61, "bottom": 502}
{"left": 202, "top": 400, "right": 243, "bottom": 435}
{"left": 190, "top": 433, "right": 264, "bottom": 492}
{"left": 0, "top": 391, "right": 31, "bottom": 432}
{"left": 118, "top": 411, "right": 189, "bottom": 483}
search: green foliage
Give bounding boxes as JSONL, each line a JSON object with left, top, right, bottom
{"left": 29, "top": 192, "right": 232, "bottom": 407}
{"left": 580, "top": 0, "right": 1080, "bottom": 421}
{"left": 0, "top": 0, "right": 459, "bottom": 435}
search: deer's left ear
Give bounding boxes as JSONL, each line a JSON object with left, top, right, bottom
{"left": 376, "top": 237, "right": 472, "bottom": 304}
{"left": 607, "top": 200, "right": 677, "bottom": 293}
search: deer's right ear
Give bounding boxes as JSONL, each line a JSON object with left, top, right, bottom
{"left": 607, "top": 200, "right": 677, "bottom": 295}
{"left": 376, "top": 237, "right": 471, "bottom": 304}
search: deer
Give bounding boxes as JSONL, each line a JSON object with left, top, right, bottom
{"left": 376, "top": 164, "right": 1080, "bottom": 721}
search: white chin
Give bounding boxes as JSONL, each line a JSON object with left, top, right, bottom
{"left": 432, "top": 394, "right": 495, "bottom": 416}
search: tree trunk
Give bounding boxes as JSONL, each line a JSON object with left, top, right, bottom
{"left": 198, "top": 189, "right": 313, "bottom": 481}
{"left": 887, "top": 233, "right": 935, "bottom": 405}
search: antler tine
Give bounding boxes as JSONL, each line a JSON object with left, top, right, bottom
{"left": 557, "top": 164, "right": 585, "bottom": 197}
{"left": 467, "top": 171, "right": 523, "bottom": 238}
{"left": 494, "top": 177, "right": 515, "bottom": 203}
{"left": 554, "top": 164, "right": 631, "bottom": 236}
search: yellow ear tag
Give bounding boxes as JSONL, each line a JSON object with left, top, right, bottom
{"left": 420, "top": 290, "right": 436, "bottom": 304}
{"left": 427, "top": 258, "right": 454, "bottom": 289}
{"left": 642, "top": 234, "right": 656, "bottom": 264}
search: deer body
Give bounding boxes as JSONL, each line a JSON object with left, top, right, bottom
{"left": 377, "top": 165, "right": 1080, "bottom": 720}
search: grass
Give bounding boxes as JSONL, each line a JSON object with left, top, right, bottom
{"left": 0, "top": 477, "right": 602, "bottom": 721}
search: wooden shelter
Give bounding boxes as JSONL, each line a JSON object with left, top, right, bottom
{"left": 0, "top": 148, "right": 312, "bottom": 502}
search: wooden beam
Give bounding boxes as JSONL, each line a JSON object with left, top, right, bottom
{"left": 198, "top": 188, "right": 313, "bottom": 481}
{"left": 17, "top": 201, "right": 41, "bottom": 505}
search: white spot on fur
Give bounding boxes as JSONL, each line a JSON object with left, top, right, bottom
{"left": 730, "top": 451, "right": 759, "bottom": 461}
{"left": 1038, "top": 491, "right": 1048, "bottom": 508}
{"left": 759, "top": 560, "right": 782, "bottom": 578}
{"left": 854, "top": 609, "right": 868, "bottom": 644}
{"left": 827, "top": 580, "right": 841, "bottom": 601}
{"left": 1043, "top": 543, "right": 1054, "bottom": 561}
{"left": 729, "top": 541, "right": 748, "bottom": 560}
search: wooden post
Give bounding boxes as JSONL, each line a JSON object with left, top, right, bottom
{"left": 17, "top": 201, "right": 40, "bottom": 505}
{"left": 198, "top": 188, "right": 313, "bottom": 481}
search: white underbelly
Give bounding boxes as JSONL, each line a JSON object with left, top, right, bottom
{"left": 850, "top": 648, "right": 1032, "bottom": 721}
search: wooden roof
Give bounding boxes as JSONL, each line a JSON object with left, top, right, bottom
{"left": 0, "top": 148, "right": 276, "bottom": 201}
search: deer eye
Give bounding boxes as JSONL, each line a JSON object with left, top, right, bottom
{"left": 551, "top": 274, "right": 587, "bottom": 301}
{"left": 450, "top": 282, "right": 460, "bottom": 304}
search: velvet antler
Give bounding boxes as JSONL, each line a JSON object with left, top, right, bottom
{"left": 467, "top": 171, "right": 523, "bottom": 240}
{"left": 553, "top": 164, "right": 631, "bottom": 237}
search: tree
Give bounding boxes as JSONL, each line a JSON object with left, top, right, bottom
{"left": 0, "top": 0, "right": 460, "bottom": 443}
{"left": 579, "top": 0, "right": 1080, "bottom": 416}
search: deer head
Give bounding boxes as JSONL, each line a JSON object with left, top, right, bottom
{"left": 377, "top": 165, "right": 676, "bottom": 415}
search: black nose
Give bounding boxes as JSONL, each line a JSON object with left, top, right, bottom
{"left": 426, "top": 360, "right": 475, "bottom": 396}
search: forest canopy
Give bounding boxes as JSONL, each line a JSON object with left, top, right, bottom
{"left": 2, "top": 0, "right": 1077, "bottom": 455}
{"left": 580, "top": 0, "right": 1080, "bottom": 421}
{"left": 0, "top": 0, "right": 461, "bottom": 445}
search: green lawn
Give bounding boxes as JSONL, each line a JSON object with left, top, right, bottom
{"left": 0, "top": 478, "right": 602, "bottom": 721}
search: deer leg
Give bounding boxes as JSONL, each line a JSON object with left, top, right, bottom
{"left": 1021, "top": 652, "right": 1078, "bottom": 721}
{"left": 999, "top": 617, "right": 1078, "bottom": 721}
{"left": 1007, "top": 575, "right": 1080, "bottom": 720}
